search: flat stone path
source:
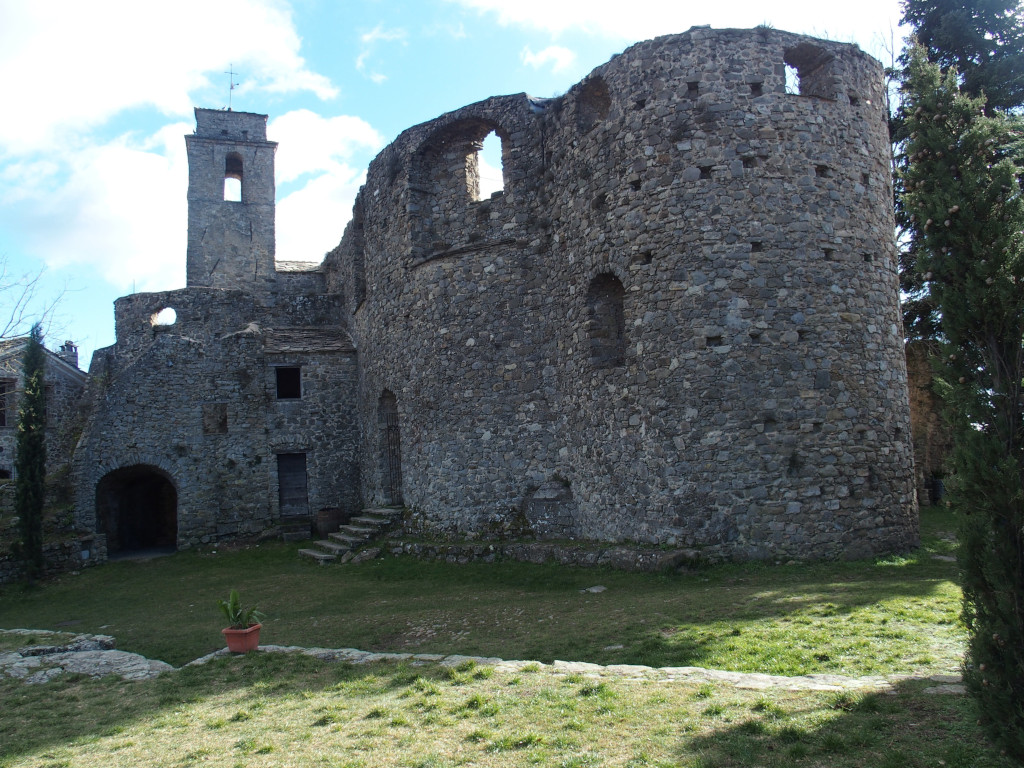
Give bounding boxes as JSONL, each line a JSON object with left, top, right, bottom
{"left": 1, "top": 629, "right": 964, "bottom": 694}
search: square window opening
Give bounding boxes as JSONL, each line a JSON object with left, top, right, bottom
{"left": 276, "top": 367, "right": 302, "bottom": 399}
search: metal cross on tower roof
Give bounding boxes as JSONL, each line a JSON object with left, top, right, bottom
{"left": 225, "top": 65, "right": 239, "bottom": 110}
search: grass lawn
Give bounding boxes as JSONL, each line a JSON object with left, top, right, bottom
{"left": 0, "top": 508, "right": 962, "bottom": 673}
{"left": 1, "top": 653, "right": 1014, "bottom": 768}
{"left": 1, "top": 506, "right": 1011, "bottom": 767}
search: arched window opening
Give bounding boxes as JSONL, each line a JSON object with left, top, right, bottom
{"left": 586, "top": 273, "right": 626, "bottom": 368}
{"left": 408, "top": 118, "right": 508, "bottom": 260}
{"left": 475, "top": 130, "right": 505, "bottom": 200}
{"left": 224, "top": 152, "right": 243, "bottom": 201}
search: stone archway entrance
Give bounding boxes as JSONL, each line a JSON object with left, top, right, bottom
{"left": 96, "top": 465, "right": 178, "bottom": 555}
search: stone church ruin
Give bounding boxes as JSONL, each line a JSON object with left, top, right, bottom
{"left": 70, "top": 26, "right": 918, "bottom": 564}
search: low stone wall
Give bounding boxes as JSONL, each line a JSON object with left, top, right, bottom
{"left": 386, "top": 538, "right": 709, "bottom": 572}
{"left": 0, "top": 534, "right": 106, "bottom": 585}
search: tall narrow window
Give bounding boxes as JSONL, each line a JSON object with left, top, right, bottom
{"left": 586, "top": 273, "right": 626, "bottom": 368}
{"left": 224, "top": 152, "right": 243, "bottom": 201}
{"left": 475, "top": 130, "right": 505, "bottom": 200}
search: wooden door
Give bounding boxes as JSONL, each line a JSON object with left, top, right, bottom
{"left": 277, "top": 453, "right": 309, "bottom": 518}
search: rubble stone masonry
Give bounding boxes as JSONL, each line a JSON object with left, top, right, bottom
{"left": 72, "top": 27, "right": 917, "bottom": 563}
{"left": 326, "top": 26, "right": 917, "bottom": 559}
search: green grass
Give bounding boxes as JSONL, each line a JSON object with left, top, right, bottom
{"left": 0, "top": 507, "right": 1010, "bottom": 767}
{"left": 0, "top": 508, "right": 964, "bottom": 676}
{"left": 0, "top": 653, "right": 1013, "bottom": 768}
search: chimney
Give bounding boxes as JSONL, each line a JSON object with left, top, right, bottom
{"left": 58, "top": 341, "right": 79, "bottom": 369}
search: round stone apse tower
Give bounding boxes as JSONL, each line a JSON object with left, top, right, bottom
{"left": 326, "top": 27, "right": 918, "bottom": 560}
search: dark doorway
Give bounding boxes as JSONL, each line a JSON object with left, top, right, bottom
{"left": 277, "top": 453, "right": 310, "bottom": 518}
{"left": 378, "top": 391, "right": 403, "bottom": 505}
{"left": 96, "top": 466, "right": 177, "bottom": 555}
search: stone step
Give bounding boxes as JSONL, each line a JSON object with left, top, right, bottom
{"left": 350, "top": 516, "right": 390, "bottom": 527}
{"left": 362, "top": 507, "right": 403, "bottom": 520}
{"left": 314, "top": 539, "right": 350, "bottom": 554}
{"left": 298, "top": 548, "right": 337, "bottom": 563}
{"left": 329, "top": 532, "right": 363, "bottom": 546}
{"left": 340, "top": 524, "right": 377, "bottom": 536}
{"left": 299, "top": 507, "right": 402, "bottom": 565}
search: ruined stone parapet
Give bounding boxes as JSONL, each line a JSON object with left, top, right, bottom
{"left": 331, "top": 27, "right": 917, "bottom": 559}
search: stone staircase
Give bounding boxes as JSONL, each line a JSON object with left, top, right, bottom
{"left": 298, "top": 507, "right": 403, "bottom": 564}
{"left": 279, "top": 514, "right": 314, "bottom": 543}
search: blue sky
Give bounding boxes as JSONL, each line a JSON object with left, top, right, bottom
{"left": 0, "top": 0, "right": 908, "bottom": 367}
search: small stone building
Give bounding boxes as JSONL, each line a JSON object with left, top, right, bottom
{"left": 0, "top": 337, "right": 86, "bottom": 481}
{"left": 72, "top": 27, "right": 919, "bottom": 561}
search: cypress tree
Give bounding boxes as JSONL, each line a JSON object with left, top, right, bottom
{"left": 14, "top": 323, "right": 46, "bottom": 581}
{"left": 899, "top": 45, "right": 1024, "bottom": 757}
{"left": 895, "top": 0, "right": 1024, "bottom": 341}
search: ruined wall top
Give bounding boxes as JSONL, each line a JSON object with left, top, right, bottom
{"left": 192, "top": 108, "right": 270, "bottom": 143}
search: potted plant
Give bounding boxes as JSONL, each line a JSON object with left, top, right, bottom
{"left": 218, "top": 589, "right": 265, "bottom": 653}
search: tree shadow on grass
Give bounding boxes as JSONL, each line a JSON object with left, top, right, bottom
{"left": 682, "top": 680, "right": 1013, "bottom": 768}
{"left": 0, "top": 652, "right": 458, "bottom": 765}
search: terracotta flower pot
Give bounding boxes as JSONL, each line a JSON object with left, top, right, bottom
{"left": 222, "top": 623, "right": 262, "bottom": 653}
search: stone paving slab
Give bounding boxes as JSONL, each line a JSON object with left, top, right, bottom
{"left": 1, "top": 629, "right": 964, "bottom": 694}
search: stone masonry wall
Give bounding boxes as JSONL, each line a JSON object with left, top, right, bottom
{"left": 0, "top": 346, "right": 86, "bottom": 480}
{"left": 73, "top": 285, "right": 358, "bottom": 550}
{"left": 326, "top": 27, "right": 917, "bottom": 560}
{"left": 186, "top": 109, "right": 278, "bottom": 291}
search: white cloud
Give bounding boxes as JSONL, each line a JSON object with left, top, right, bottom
{"left": 361, "top": 25, "right": 409, "bottom": 45}
{"left": 423, "top": 21, "right": 468, "bottom": 39}
{"left": 270, "top": 110, "right": 385, "bottom": 262}
{"left": 355, "top": 24, "right": 408, "bottom": 83}
{"left": 3, "top": 125, "right": 191, "bottom": 293}
{"left": 521, "top": 45, "right": 577, "bottom": 73}
{"left": 270, "top": 110, "right": 384, "bottom": 185}
{"left": 276, "top": 166, "right": 369, "bottom": 263}
{"left": 445, "top": 0, "right": 906, "bottom": 61}
{"left": 0, "top": 0, "right": 338, "bottom": 157}
{"left": 1, "top": 109, "right": 385, "bottom": 284}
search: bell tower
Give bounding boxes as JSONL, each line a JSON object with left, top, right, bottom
{"left": 185, "top": 108, "right": 278, "bottom": 289}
